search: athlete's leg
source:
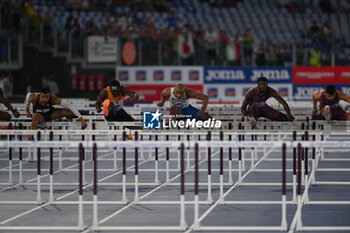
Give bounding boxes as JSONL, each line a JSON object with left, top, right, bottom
{"left": 0, "top": 111, "right": 11, "bottom": 121}
{"left": 50, "top": 108, "right": 75, "bottom": 120}
{"left": 170, "top": 105, "right": 181, "bottom": 120}
{"left": 31, "top": 113, "right": 46, "bottom": 129}
{"left": 321, "top": 105, "right": 331, "bottom": 122}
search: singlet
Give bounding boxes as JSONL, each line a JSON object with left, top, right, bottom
{"left": 320, "top": 91, "right": 340, "bottom": 109}
{"left": 103, "top": 86, "right": 124, "bottom": 116}
{"left": 33, "top": 94, "right": 53, "bottom": 114}
{"left": 169, "top": 88, "right": 189, "bottom": 109}
{"left": 249, "top": 87, "right": 270, "bottom": 107}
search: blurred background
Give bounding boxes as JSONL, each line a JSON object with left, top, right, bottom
{"left": 0, "top": 0, "right": 349, "bottom": 103}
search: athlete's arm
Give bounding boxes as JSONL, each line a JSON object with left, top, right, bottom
{"left": 312, "top": 91, "right": 321, "bottom": 116}
{"left": 241, "top": 90, "right": 253, "bottom": 116}
{"left": 95, "top": 89, "right": 108, "bottom": 113}
{"left": 0, "top": 96, "right": 20, "bottom": 118}
{"left": 26, "top": 93, "right": 37, "bottom": 118}
{"left": 187, "top": 88, "right": 209, "bottom": 115}
{"left": 53, "top": 96, "right": 87, "bottom": 129}
{"left": 123, "top": 86, "right": 140, "bottom": 101}
{"left": 157, "top": 88, "right": 170, "bottom": 107}
{"left": 270, "top": 88, "right": 294, "bottom": 120}
{"left": 337, "top": 90, "right": 350, "bottom": 103}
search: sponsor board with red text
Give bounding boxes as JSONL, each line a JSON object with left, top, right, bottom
{"left": 125, "top": 84, "right": 203, "bottom": 102}
{"left": 293, "top": 66, "right": 350, "bottom": 84}
{"left": 116, "top": 66, "right": 203, "bottom": 84}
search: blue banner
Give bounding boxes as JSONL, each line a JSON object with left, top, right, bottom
{"left": 293, "top": 85, "right": 350, "bottom": 100}
{"left": 204, "top": 67, "right": 292, "bottom": 84}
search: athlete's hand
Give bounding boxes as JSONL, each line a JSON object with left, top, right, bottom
{"left": 96, "top": 106, "right": 102, "bottom": 113}
{"left": 13, "top": 110, "right": 20, "bottom": 118}
{"left": 26, "top": 111, "right": 32, "bottom": 118}
{"left": 312, "top": 109, "right": 317, "bottom": 116}
{"left": 80, "top": 118, "right": 87, "bottom": 129}
{"left": 133, "top": 94, "right": 139, "bottom": 100}
{"left": 157, "top": 102, "right": 164, "bottom": 107}
{"left": 198, "top": 110, "right": 204, "bottom": 116}
{"left": 241, "top": 109, "right": 248, "bottom": 116}
{"left": 287, "top": 113, "right": 295, "bottom": 122}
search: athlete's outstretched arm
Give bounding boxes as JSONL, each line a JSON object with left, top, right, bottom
{"left": 312, "top": 91, "right": 321, "bottom": 116}
{"left": 123, "top": 87, "right": 140, "bottom": 101}
{"left": 0, "top": 96, "right": 20, "bottom": 118}
{"left": 157, "top": 88, "right": 170, "bottom": 107}
{"left": 271, "top": 89, "right": 294, "bottom": 120}
{"left": 241, "top": 90, "right": 253, "bottom": 116}
{"left": 53, "top": 96, "right": 87, "bottom": 129}
{"left": 95, "top": 89, "right": 108, "bottom": 113}
{"left": 337, "top": 91, "right": 350, "bottom": 103}
{"left": 187, "top": 88, "right": 209, "bottom": 115}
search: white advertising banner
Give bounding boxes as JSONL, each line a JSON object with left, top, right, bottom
{"left": 87, "top": 36, "right": 118, "bottom": 63}
{"left": 115, "top": 66, "right": 203, "bottom": 84}
{"left": 203, "top": 84, "right": 293, "bottom": 103}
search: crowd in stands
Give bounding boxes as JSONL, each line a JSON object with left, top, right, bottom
{"left": 1, "top": 0, "right": 350, "bottom": 66}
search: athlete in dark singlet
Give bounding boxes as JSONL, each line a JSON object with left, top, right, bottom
{"left": 312, "top": 85, "right": 350, "bottom": 121}
{"left": 26, "top": 87, "right": 87, "bottom": 130}
{"left": 241, "top": 77, "right": 294, "bottom": 127}
{"left": 157, "top": 83, "right": 211, "bottom": 120}
{"left": 0, "top": 95, "right": 20, "bottom": 121}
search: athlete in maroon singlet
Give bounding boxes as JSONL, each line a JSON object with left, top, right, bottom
{"left": 241, "top": 77, "right": 294, "bottom": 125}
{"left": 312, "top": 85, "right": 350, "bottom": 121}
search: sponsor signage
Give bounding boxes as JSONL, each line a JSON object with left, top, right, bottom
{"left": 87, "top": 36, "right": 118, "bottom": 63}
{"left": 204, "top": 67, "right": 291, "bottom": 84}
{"left": 116, "top": 66, "right": 203, "bottom": 83}
{"left": 204, "top": 84, "right": 292, "bottom": 101}
{"left": 293, "top": 85, "right": 350, "bottom": 100}
{"left": 126, "top": 84, "right": 203, "bottom": 102}
{"left": 293, "top": 67, "right": 350, "bottom": 84}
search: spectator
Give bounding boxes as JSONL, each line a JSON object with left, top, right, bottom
{"left": 255, "top": 42, "right": 266, "bottom": 66}
{"left": 309, "top": 20, "right": 320, "bottom": 39}
{"left": 283, "top": 42, "right": 293, "bottom": 66}
{"left": 218, "top": 30, "right": 229, "bottom": 65}
{"left": 276, "top": 43, "right": 285, "bottom": 66}
{"left": 265, "top": 40, "right": 277, "bottom": 66}
{"left": 159, "top": 27, "right": 174, "bottom": 65}
{"left": 177, "top": 25, "right": 195, "bottom": 65}
{"left": 41, "top": 75, "right": 59, "bottom": 96}
{"left": 226, "top": 34, "right": 241, "bottom": 66}
{"left": 119, "top": 11, "right": 134, "bottom": 31}
{"left": 296, "top": 43, "right": 305, "bottom": 65}
{"left": 204, "top": 26, "right": 218, "bottom": 66}
{"left": 321, "top": 20, "right": 331, "bottom": 40}
{"left": 195, "top": 29, "right": 207, "bottom": 65}
{"left": 71, "top": 18, "right": 82, "bottom": 57}
{"left": 322, "top": 45, "right": 332, "bottom": 66}
{"left": 242, "top": 28, "right": 254, "bottom": 66}
{"left": 2, "top": 72, "right": 13, "bottom": 98}
{"left": 308, "top": 44, "right": 322, "bottom": 66}
{"left": 43, "top": 9, "right": 53, "bottom": 46}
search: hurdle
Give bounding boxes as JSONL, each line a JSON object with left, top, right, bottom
{"left": 1, "top": 127, "right": 350, "bottom": 232}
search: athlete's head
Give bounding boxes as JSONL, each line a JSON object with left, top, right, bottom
{"left": 325, "top": 85, "right": 336, "bottom": 100}
{"left": 39, "top": 87, "right": 50, "bottom": 105}
{"left": 174, "top": 83, "right": 185, "bottom": 99}
{"left": 257, "top": 77, "right": 268, "bottom": 92}
{"left": 109, "top": 80, "right": 120, "bottom": 97}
